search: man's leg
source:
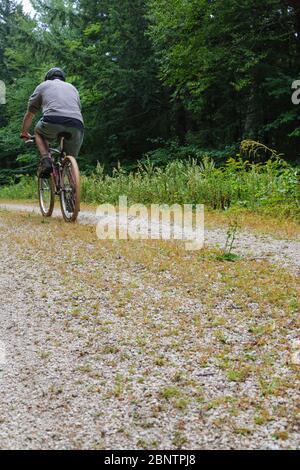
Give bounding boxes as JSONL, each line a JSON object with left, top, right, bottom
{"left": 63, "top": 128, "right": 84, "bottom": 158}
{"left": 34, "top": 120, "right": 55, "bottom": 177}
{"left": 34, "top": 131, "right": 53, "bottom": 177}
{"left": 35, "top": 130, "right": 49, "bottom": 158}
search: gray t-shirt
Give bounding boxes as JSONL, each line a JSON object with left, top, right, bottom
{"left": 28, "top": 79, "right": 84, "bottom": 124}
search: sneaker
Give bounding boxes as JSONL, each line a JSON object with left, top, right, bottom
{"left": 38, "top": 157, "right": 53, "bottom": 178}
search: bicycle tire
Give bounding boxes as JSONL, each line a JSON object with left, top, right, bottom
{"left": 38, "top": 175, "right": 55, "bottom": 218}
{"left": 60, "top": 155, "right": 80, "bottom": 223}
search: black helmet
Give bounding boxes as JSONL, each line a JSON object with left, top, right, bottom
{"left": 44, "top": 67, "right": 66, "bottom": 82}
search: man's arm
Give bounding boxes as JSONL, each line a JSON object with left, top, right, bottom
{"left": 20, "top": 84, "right": 43, "bottom": 140}
{"left": 21, "top": 111, "right": 34, "bottom": 140}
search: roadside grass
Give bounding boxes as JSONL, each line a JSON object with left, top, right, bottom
{"left": 0, "top": 209, "right": 299, "bottom": 447}
{"left": 0, "top": 198, "right": 38, "bottom": 205}
{"left": 0, "top": 155, "right": 299, "bottom": 226}
{"left": 204, "top": 208, "right": 300, "bottom": 240}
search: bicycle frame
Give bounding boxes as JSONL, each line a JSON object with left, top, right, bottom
{"left": 26, "top": 134, "right": 81, "bottom": 222}
{"left": 49, "top": 138, "right": 66, "bottom": 195}
{"left": 27, "top": 135, "right": 66, "bottom": 195}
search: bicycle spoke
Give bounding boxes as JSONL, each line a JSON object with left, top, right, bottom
{"left": 60, "top": 156, "right": 80, "bottom": 223}
{"left": 62, "top": 164, "right": 76, "bottom": 216}
{"left": 38, "top": 176, "right": 54, "bottom": 217}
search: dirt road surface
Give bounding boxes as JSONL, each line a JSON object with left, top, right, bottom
{"left": 0, "top": 203, "right": 299, "bottom": 449}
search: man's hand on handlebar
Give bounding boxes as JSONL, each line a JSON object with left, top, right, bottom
{"left": 20, "top": 131, "right": 33, "bottom": 142}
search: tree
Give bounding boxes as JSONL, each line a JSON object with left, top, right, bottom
{"left": 1, "top": 0, "right": 300, "bottom": 185}
{"left": 0, "top": 0, "right": 45, "bottom": 180}
{"left": 76, "top": 0, "right": 173, "bottom": 167}
{"left": 147, "top": 0, "right": 300, "bottom": 159}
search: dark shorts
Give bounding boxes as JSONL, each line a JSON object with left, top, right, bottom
{"left": 35, "top": 119, "right": 84, "bottom": 158}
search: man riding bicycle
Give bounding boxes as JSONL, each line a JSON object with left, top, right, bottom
{"left": 20, "top": 67, "right": 84, "bottom": 178}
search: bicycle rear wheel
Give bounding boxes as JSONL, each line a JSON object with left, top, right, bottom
{"left": 60, "top": 156, "right": 80, "bottom": 223}
{"left": 38, "top": 176, "right": 55, "bottom": 217}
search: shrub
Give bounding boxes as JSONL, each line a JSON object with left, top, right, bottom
{"left": 0, "top": 156, "right": 299, "bottom": 221}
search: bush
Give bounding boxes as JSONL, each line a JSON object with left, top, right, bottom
{"left": 80, "top": 156, "right": 299, "bottom": 220}
{"left": 0, "top": 156, "right": 299, "bottom": 221}
{"left": 141, "top": 140, "right": 237, "bottom": 167}
{"left": 0, "top": 175, "right": 36, "bottom": 200}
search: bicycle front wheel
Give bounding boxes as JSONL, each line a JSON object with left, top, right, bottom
{"left": 60, "top": 156, "right": 80, "bottom": 223}
{"left": 38, "top": 176, "right": 55, "bottom": 218}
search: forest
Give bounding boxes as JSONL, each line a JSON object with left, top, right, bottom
{"left": 0, "top": 0, "right": 299, "bottom": 217}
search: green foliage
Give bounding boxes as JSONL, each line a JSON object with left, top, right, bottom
{"left": 0, "top": 175, "right": 36, "bottom": 199}
{"left": 1, "top": 157, "right": 298, "bottom": 221}
{"left": 142, "top": 140, "right": 237, "bottom": 167}
{"left": 147, "top": 0, "right": 300, "bottom": 157}
{"left": 1, "top": 0, "right": 300, "bottom": 187}
{"left": 215, "top": 219, "right": 242, "bottom": 262}
{"left": 75, "top": 155, "right": 300, "bottom": 220}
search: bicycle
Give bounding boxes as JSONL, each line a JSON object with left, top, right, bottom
{"left": 26, "top": 135, "right": 80, "bottom": 223}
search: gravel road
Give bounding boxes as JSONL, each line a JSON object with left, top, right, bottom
{"left": 0, "top": 204, "right": 299, "bottom": 449}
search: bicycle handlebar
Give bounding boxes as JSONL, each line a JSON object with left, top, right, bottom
{"left": 22, "top": 134, "right": 61, "bottom": 155}
{"left": 25, "top": 136, "right": 36, "bottom": 144}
